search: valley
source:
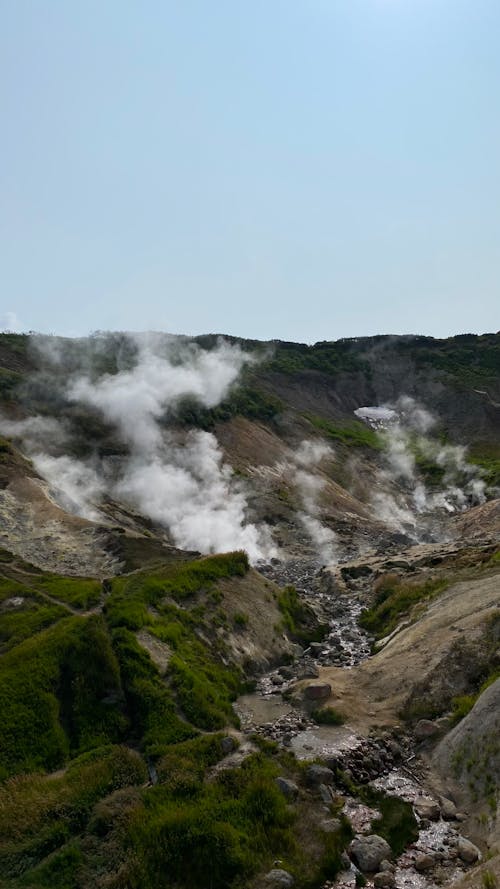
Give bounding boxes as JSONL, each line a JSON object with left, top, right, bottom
{"left": 0, "top": 330, "right": 499, "bottom": 889}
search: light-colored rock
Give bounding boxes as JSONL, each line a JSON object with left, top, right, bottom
{"left": 415, "top": 853, "right": 435, "bottom": 871}
{"left": 373, "top": 872, "right": 395, "bottom": 888}
{"left": 349, "top": 835, "right": 392, "bottom": 872}
{"left": 379, "top": 860, "right": 395, "bottom": 873}
{"left": 414, "top": 797, "right": 441, "bottom": 820}
{"left": 306, "top": 764, "right": 335, "bottom": 786}
{"left": 458, "top": 836, "right": 481, "bottom": 864}
{"left": 264, "top": 868, "right": 295, "bottom": 887}
{"left": 439, "top": 795, "right": 457, "bottom": 820}
{"left": 275, "top": 777, "right": 299, "bottom": 801}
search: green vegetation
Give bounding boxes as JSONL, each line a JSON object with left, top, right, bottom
{"left": 0, "top": 615, "right": 127, "bottom": 777}
{"left": 310, "top": 707, "right": 345, "bottom": 726}
{"left": 0, "top": 367, "right": 23, "bottom": 400}
{"left": 277, "top": 586, "right": 329, "bottom": 646}
{"left": 469, "top": 442, "right": 500, "bottom": 489}
{"left": 482, "top": 870, "right": 498, "bottom": 889}
{"left": 176, "top": 384, "right": 283, "bottom": 429}
{"left": 359, "top": 787, "right": 419, "bottom": 856}
{"left": 304, "top": 414, "right": 383, "bottom": 451}
{"left": 360, "top": 574, "right": 449, "bottom": 640}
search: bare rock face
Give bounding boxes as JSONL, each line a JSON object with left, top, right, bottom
{"left": 304, "top": 682, "right": 331, "bottom": 701}
{"left": 349, "top": 835, "right": 392, "bottom": 872}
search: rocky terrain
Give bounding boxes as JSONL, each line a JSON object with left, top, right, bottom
{"left": 0, "top": 330, "right": 499, "bottom": 889}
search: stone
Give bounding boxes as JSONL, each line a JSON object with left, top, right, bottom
{"left": 439, "top": 796, "right": 457, "bottom": 820}
{"left": 279, "top": 665, "right": 295, "bottom": 679}
{"left": 373, "top": 872, "right": 396, "bottom": 888}
{"left": 275, "top": 777, "right": 299, "bottom": 801}
{"left": 264, "top": 868, "right": 295, "bottom": 887}
{"left": 296, "top": 664, "right": 320, "bottom": 680}
{"left": 340, "top": 851, "right": 351, "bottom": 871}
{"left": 415, "top": 853, "right": 435, "bottom": 871}
{"left": 349, "top": 835, "right": 392, "bottom": 872}
{"left": 306, "top": 764, "right": 335, "bottom": 786}
{"left": 221, "top": 736, "right": 237, "bottom": 755}
{"left": 414, "top": 797, "right": 441, "bottom": 821}
{"left": 304, "top": 682, "right": 332, "bottom": 701}
{"left": 309, "top": 642, "right": 324, "bottom": 656}
{"left": 457, "top": 837, "right": 480, "bottom": 864}
{"left": 414, "top": 719, "right": 440, "bottom": 740}
{"left": 379, "top": 860, "right": 395, "bottom": 873}
{"left": 318, "top": 784, "right": 333, "bottom": 804}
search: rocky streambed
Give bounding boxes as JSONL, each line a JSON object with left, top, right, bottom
{"left": 235, "top": 558, "right": 481, "bottom": 889}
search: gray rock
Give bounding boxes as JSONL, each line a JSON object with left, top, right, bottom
{"left": 340, "top": 851, "right": 351, "bottom": 870}
{"left": 221, "top": 736, "right": 237, "bottom": 755}
{"left": 275, "top": 777, "right": 299, "bottom": 801}
{"left": 457, "top": 837, "right": 480, "bottom": 864}
{"left": 278, "top": 666, "right": 295, "bottom": 679}
{"left": 349, "top": 835, "right": 392, "bottom": 872}
{"left": 373, "top": 872, "right": 396, "bottom": 888}
{"left": 415, "top": 853, "right": 435, "bottom": 871}
{"left": 264, "top": 868, "right": 295, "bottom": 887}
{"left": 306, "top": 764, "right": 335, "bottom": 786}
{"left": 439, "top": 796, "right": 457, "bottom": 820}
{"left": 296, "top": 663, "right": 320, "bottom": 680}
{"left": 414, "top": 797, "right": 441, "bottom": 820}
{"left": 304, "top": 682, "right": 331, "bottom": 701}
{"left": 379, "top": 860, "right": 395, "bottom": 873}
{"left": 309, "top": 642, "right": 324, "bottom": 656}
{"left": 318, "top": 783, "right": 333, "bottom": 804}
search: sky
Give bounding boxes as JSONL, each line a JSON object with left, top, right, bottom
{"left": 1, "top": 0, "right": 499, "bottom": 343}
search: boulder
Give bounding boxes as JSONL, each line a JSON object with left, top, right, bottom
{"left": 349, "top": 835, "right": 392, "bottom": 872}
{"left": 439, "top": 796, "right": 457, "bottom": 820}
{"left": 221, "top": 736, "right": 237, "bottom": 755}
{"left": 304, "top": 682, "right": 331, "bottom": 701}
{"left": 306, "top": 764, "right": 335, "bottom": 786}
{"left": 275, "top": 777, "right": 299, "bottom": 801}
{"left": 373, "top": 872, "right": 395, "bottom": 888}
{"left": 264, "top": 869, "right": 295, "bottom": 887}
{"left": 458, "top": 837, "right": 481, "bottom": 864}
{"left": 318, "top": 783, "right": 333, "bottom": 804}
{"left": 414, "top": 797, "right": 441, "bottom": 820}
{"left": 415, "top": 853, "right": 435, "bottom": 871}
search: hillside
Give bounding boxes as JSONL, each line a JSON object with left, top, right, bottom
{"left": 0, "top": 330, "right": 499, "bottom": 889}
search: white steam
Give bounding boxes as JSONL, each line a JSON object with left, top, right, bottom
{"left": 1, "top": 335, "right": 277, "bottom": 562}
{"left": 284, "top": 440, "right": 337, "bottom": 563}
{"left": 356, "top": 396, "right": 488, "bottom": 537}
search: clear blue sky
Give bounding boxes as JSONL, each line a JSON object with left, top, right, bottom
{"left": 1, "top": 1, "right": 499, "bottom": 342}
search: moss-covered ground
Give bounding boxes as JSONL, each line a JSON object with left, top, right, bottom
{"left": 0, "top": 549, "right": 356, "bottom": 889}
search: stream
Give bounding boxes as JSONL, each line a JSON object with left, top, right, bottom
{"left": 234, "top": 558, "right": 476, "bottom": 889}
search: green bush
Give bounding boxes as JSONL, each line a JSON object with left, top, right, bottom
{"left": 311, "top": 707, "right": 344, "bottom": 726}
{"left": 360, "top": 575, "right": 448, "bottom": 640}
